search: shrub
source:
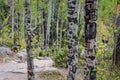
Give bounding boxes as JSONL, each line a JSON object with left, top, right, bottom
{"left": 52, "top": 47, "right": 67, "bottom": 68}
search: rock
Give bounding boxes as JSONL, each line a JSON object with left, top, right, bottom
{"left": 43, "top": 67, "right": 59, "bottom": 72}
{"left": 16, "top": 49, "right": 27, "bottom": 62}
{"left": 0, "top": 46, "right": 13, "bottom": 55}
{"left": 36, "top": 57, "right": 51, "bottom": 60}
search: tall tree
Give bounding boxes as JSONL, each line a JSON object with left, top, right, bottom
{"left": 42, "top": 8, "right": 47, "bottom": 49}
{"left": 84, "top": 0, "right": 98, "bottom": 80}
{"left": 113, "top": 3, "right": 120, "bottom": 66}
{"left": 36, "top": 0, "right": 40, "bottom": 48}
{"left": 51, "top": 0, "right": 55, "bottom": 46}
{"left": 46, "top": 0, "right": 52, "bottom": 50}
{"left": 24, "top": 0, "right": 34, "bottom": 80}
{"left": 59, "top": 11, "right": 63, "bottom": 48}
{"left": 56, "top": 0, "right": 60, "bottom": 53}
{"left": 67, "top": 0, "right": 78, "bottom": 80}
{"left": 12, "top": 0, "right": 14, "bottom": 40}
{"left": 17, "top": 0, "right": 20, "bottom": 43}
{"left": 13, "top": 0, "right": 20, "bottom": 47}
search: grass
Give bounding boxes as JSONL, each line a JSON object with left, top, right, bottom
{"left": 38, "top": 70, "right": 64, "bottom": 80}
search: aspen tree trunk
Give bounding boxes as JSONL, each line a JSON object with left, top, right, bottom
{"left": 59, "top": 8, "right": 63, "bottom": 48}
{"left": 24, "top": 0, "right": 34, "bottom": 80}
{"left": 46, "top": 0, "right": 52, "bottom": 50}
{"left": 13, "top": 10, "right": 18, "bottom": 46}
{"left": 113, "top": 3, "right": 120, "bottom": 66}
{"left": 42, "top": 9, "right": 47, "bottom": 49}
{"left": 13, "top": 1, "right": 19, "bottom": 47}
{"left": 56, "top": 0, "right": 60, "bottom": 53}
{"left": 17, "top": 0, "right": 20, "bottom": 43}
{"left": 59, "top": 19, "right": 63, "bottom": 48}
{"left": 77, "top": 1, "right": 80, "bottom": 22}
{"left": 37, "top": 0, "right": 40, "bottom": 48}
{"left": 67, "top": 0, "right": 78, "bottom": 80}
{"left": 12, "top": 0, "right": 14, "bottom": 40}
{"left": 51, "top": 1, "right": 55, "bottom": 46}
{"left": 84, "top": 0, "right": 98, "bottom": 80}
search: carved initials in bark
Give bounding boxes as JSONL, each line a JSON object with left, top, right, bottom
{"left": 84, "top": 0, "right": 98, "bottom": 80}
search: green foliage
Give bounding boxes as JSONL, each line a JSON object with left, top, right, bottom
{"left": 33, "top": 47, "right": 52, "bottom": 57}
{"left": 117, "top": 0, "right": 120, "bottom": 4}
{"left": 33, "top": 47, "right": 41, "bottom": 57}
{"left": 20, "top": 39, "right": 26, "bottom": 49}
{"left": 52, "top": 48, "right": 67, "bottom": 68}
{"left": 98, "top": 0, "right": 116, "bottom": 24}
{"left": 38, "top": 70, "right": 63, "bottom": 80}
{"left": 0, "top": 0, "right": 9, "bottom": 22}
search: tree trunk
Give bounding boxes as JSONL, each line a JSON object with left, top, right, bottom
{"left": 84, "top": 0, "right": 98, "bottom": 80}
{"left": 67, "top": 0, "right": 78, "bottom": 80}
{"left": 42, "top": 9, "right": 47, "bottom": 49}
{"left": 37, "top": 0, "right": 41, "bottom": 48}
{"left": 24, "top": 0, "right": 34, "bottom": 80}
{"left": 51, "top": 1, "right": 55, "bottom": 46}
{"left": 12, "top": 0, "right": 14, "bottom": 41}
{"left": 13, "top": 1, "right": 20, "bottom": 47}
{"left": 113, "top": 3, "right": 120, "bottom": 66}
{"left": 56, "top": 0, "right": 60, "bottom": 53}
{"left": 59, "top": 19, "right": 63, "bottom": 48}
{"left": 46, "top": 0, "right": 52, "bottom": 50}
{"left": 17, "top": 0, "right": 20, "bottom": 44}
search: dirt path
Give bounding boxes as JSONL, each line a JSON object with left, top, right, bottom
{"left": 0, "top": 57, "right": 83, "bottom": 80}
{"left": 0, "top": 58, "right": 54, "bottom": 80}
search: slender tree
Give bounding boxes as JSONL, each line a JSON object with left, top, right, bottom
{"left": 113, "top": 3, "right": 120, "bottom": 66}
{"left": 59, "top": 12, "right": 63, "bottom": 48}
{"left": 51, "top": 0, "right": 55, "bottom": 46}
{"left": 46, "top": 0, "right": 52, "bottom": 50}
{"left": 42, "top": 9, "right": 47, "bottom": 49}
{"left": 36, "top": 0, "right": 41, "bottom": 48}
{"left": 67, "top": 0, "right": 78, "bottom": 80}
{"left": 56, "top": 0, "right": 60, "bottom": 53}
{"left": 13, "top": 0, "right": 20, "bottom": 47}
{"left": 24, "top": 0, "right": 34, "bottom": 80}
{"left": 12, "top": 0, "right": 14, "bottom": 40}
{"left": 17, "top": 0, "right": 20, "bottom": 43}
{"left": 84, "top": 0, "right": 98, "bottom": 80}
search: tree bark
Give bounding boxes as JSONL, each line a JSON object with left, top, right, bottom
{"left": 113, "top": 3, "right": 120, "bottom": 66}
{"left": 17, "top": 0, "right": 20, "bottom": 43}
{"left": 24, "top": 0, "right": 34, "bottom": 80}
{"left": 13, "top": 1, "right": 20, "bottom": 47}
{"left": 36, "top": 0, "right": 41, "bottom": 48}
{"left": 42, "top": 9, "right": 47, "bottom": 49}
{"left": 51, "top": 1, "right": 55, "bottom": 46}
{"left": 84, "top": 0, "right": 98, "bottom": 80}
{"left": 12, "top": 0, "right": 14, "bottom": 41}
{"left": 46, "top": 0, "right": 52, "bottom": 50}
{"left": 59, "top": 18, "right": 63, "bottom": 48}
{"left": 67, "top": 0, "right": 78, "bottom": 80}
{"left": 56, "top": 0, "right": 60, "bottom": 53}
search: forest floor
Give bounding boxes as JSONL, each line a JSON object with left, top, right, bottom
{"left": 0, "top": 47, "right": 83, "bottom": 80}
{"left": 0, "top": 57, "right": 65, "bottom": 80}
